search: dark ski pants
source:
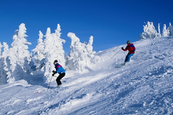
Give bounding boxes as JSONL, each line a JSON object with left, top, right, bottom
{"left": 56, "top": 73, "right": 65, "bottom": 86}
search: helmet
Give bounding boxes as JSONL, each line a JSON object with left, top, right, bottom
{"left": 53, "top": 60, "right": 58, "bottom": 64}
{"left": 126, "top": 40, "right": 130, "bottom": 44}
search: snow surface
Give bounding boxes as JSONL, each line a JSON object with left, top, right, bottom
{"left": 1, "top": 37, "right": 173, "bottom": 114}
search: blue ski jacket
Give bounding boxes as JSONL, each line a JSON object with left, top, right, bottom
{"left": 54, "top": 63, "right": 65, "bottom": 74}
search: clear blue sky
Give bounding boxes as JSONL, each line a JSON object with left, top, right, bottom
{"left": 0, "top": 0, "right": 172, "bottom": 53}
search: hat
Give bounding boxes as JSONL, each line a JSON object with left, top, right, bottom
{"left": 53, "top": 60, "right": 58, "bottom": 64}
{"left": 126, "top": 40, "right": 130, "bottom": 44}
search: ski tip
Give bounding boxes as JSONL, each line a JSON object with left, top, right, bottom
{"left": 38, "top": 92, "right": 42, "bottom": 94}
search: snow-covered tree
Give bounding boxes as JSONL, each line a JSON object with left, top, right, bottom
{"left": 66, "top": 32, "right": 99, "bottom": 73}
{"left": 86, "top": 36, "right": 94, "bottom": 53}
{"left": 6, "top": 23, "right": 31, "bottom": 83}
{"left": 0, "top": 42, "right": 2, "bottom": 55}
{"left": 162, "top": 24, "right": 170, "bottom": 37}
{"left": 51, "top": 24, "right": 66, "bottom": 67}
{"left": 162, "top": 22, "right": 173, "bottom": 37}
{"left": 0, "top": 42, "right": 9, "bottom": 84}
{"left": 168, "top": 22, "right": 173, "bottom": 36}
{"left": 32, "top": 31, "right": 45, "bottom": 70}
{"left": 139, "top": 21, "right": 158, "bottom": 40}
{"left": 43, "top": 24, "right": 66, "bottom": 83}
{"left": 157, "top": 23, "right": 161, "bottom": 38}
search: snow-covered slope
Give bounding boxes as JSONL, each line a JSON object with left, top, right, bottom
{"left": 1, "top": 37, "right": 173, "bottom": 115}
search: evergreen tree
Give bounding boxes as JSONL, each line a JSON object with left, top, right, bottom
{"left": 52, "top": 24, "right": 66, "bottom": 67}
{"left": 0, "top": 42, "right": 8, "bottom": 84}
{"left": 6, "top": 23, "right": 31, "bottom": 83}
{"left": 162, "top": 24, "right": 170, "bottom": 37}
{"left": 67, "top": 32, "right": 99, "bottom": 73}
{"left": 32, "top": 31, "right": 45, "bottom": 70}
{"left": 0, "top": 42, "right": 2, "bottom": 55}
{"left": 139, "top": 21, "right": 158, "bottom": 40}
{"left": 43, "top": 24, "right": 66, "bottom": 83}
{"left": 168, "top": 23, "right": 173, "bottom": 36}
{"left": 157, "top": 23, "right": 161, "bottom": 38}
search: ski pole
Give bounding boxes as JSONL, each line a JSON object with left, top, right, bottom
{"left": 47, "top": 75, "right": 53, "bottom": 91}
{"left": 110, "top": 49, "right": 121, "bottom": 60}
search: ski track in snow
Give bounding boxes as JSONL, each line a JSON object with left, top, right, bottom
{"left": 1, "top": 38, "right": 173, "bottom": 114}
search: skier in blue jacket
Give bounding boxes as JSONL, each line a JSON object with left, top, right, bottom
{"left": 52, "top": 60, "right": 65, "bottom": 86}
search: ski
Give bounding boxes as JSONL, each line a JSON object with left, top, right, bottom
{"left": 115, "top": 64, "right": 124, "bottom": 68}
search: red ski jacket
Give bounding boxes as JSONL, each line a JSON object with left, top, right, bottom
{"left": 123, "top": 43, "right": 136, "bottom": 54}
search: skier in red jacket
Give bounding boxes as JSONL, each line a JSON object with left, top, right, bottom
{"left": 121, "top": 40, "right": 136, "bottom": 65}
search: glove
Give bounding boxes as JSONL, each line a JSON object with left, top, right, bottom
{"left": 121, "top": 47, "right": 124, "bottom": 50}
{"left": 52, "top": 70, "right": 56, "bottom": 76}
